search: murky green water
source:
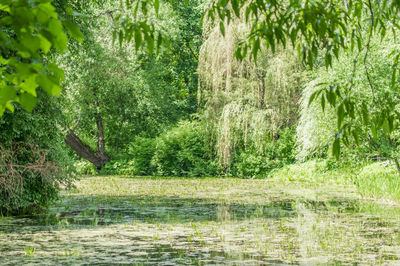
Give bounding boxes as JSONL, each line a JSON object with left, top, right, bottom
{"left": 1, "top": 176, "right": 400, "bottom": 265}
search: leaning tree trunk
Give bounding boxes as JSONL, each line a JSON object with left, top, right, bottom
{"left": 65, "top": 112, "right": 110, "bottom": 170}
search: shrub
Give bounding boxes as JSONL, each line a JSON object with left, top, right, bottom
{"left": 0, "top": 94, "right": 75, "bottom": 215}
{"left": 151, "top": 121, "right": 218, "bottom": 177}
{"left": 91, "top": 137, "right": 157, "bottom": 176}
{"left": 233, "top": 153, "right": 272, "bottom": 178}
{"left": 127, "top": 137, "right": 157, "bottom": 175}
{"left": 75, "top": 160, "right": 97, "bottom": 175}
{"left": 232, "top": 128, "right": 296, "bottom": 178}
{"left": 98, "top": 160, "right": 136, "bottom": 175}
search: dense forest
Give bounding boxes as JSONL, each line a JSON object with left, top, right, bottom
{"left": 1, "top": 0, "right": 400, "bottom": 263}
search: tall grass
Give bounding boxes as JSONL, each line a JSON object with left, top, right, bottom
{"left": 270, "top": 160, "right": 400, "bottom": 202}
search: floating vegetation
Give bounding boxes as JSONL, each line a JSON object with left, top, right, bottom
{"left": 1, "top": 176, "right": 400, "bottom": 264}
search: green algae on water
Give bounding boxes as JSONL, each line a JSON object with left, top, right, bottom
{"left": 0, "top": 176, "right": 400, "bottom": 265}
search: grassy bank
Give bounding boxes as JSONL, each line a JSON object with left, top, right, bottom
{"left": 270, "top": 160, "right": 400, "bottom": 203}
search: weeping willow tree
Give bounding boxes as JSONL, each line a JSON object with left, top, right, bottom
{"left": 198, "top": 17, "right": 305, "bottom": 172}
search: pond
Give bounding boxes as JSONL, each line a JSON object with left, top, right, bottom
{"left": 1, "top": 176, "right": 400, "bottom": 265}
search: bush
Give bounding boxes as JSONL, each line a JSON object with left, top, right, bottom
{"left": 127, "top": 137, "right": 157, "bottom": 175}
{"left": 232, "top": 128, "right": 296, "bottom": 178}
{"left": 90, "top": 137, "right": 157, "bottom": 176}
{"left": 151, "top": 121, "right": 218, "bottom": 177}
{"left": 75, "top": 160, "right": 97, "bottom": 175}
{"left": 98, "top": 160, "right": 136, "bottom": 175}
{"left": 0, "top": 94, "right": 75, "bottom": 215}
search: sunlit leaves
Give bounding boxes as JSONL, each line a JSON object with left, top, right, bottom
{"left": 0, "top": 0, "right": 83, "bottom": 115}
{"left": 115, "top": 0, "right": 167, "bottom": 53}
{"left": 0, "top": 87, "right": 16, "bottom": 114}
{"left": 206, "top": 0, "right": 400, "bottom": 160}
{"left": 333, "top": 135, "right": 340, "bottom": 159}
{"left": 63, "top": 19, "right": 84, "bottom": 43}
{"left": 309, "top": 78, "right": 400, "bottom": 160}
{"left": 154, "top": 0, "right": 160, "bottom": 15}
{"left": 205, "top": 0, "right": 400, "bottom": 70}
{"left": 19, "top": 93, "right": 37, "bottom": 113}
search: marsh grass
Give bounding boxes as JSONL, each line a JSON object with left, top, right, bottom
{"left": 356, "top": 163, "right": 400, "bottom": 202}
{"left": 272, "top": 160, "right": 400, "bottom": 204}
{"left": 24, "top": 246, "right": 35, "bottom": 257}
{"left": 0, "top": 176, "right": 400, "bottom": 264}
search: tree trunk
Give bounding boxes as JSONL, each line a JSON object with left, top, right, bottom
{"left": 95, "top": 112, "right": 110, "bottom": 164}
{"left": 65, "top": 112, "right": 110, "bottom": 170}
{"left": 65, "top": 131, "right": 109, "bottom": 169}
{"left": 393, "top": 158, "right": 400, "bottom": 174}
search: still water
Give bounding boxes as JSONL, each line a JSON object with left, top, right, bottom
{"left": 1, "top": 177, "right": 400, "bottom": 265}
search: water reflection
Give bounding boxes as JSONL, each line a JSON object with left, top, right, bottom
{"left": 1, "top": 191, "right": 400, "bottom": 264}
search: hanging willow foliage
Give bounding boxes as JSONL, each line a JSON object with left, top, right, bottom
{"left": 198, "top": 16, "right": 306, "bottom": 170}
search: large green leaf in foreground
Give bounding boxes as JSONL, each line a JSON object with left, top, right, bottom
{"left": 0, "top": 0, "right": 83, "bottom": 115}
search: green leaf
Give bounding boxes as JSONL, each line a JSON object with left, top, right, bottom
{"left": 19, "top": 92, "right": 37, "bottom": 112}
{"left": 234, "top": 47, "right": 242, "bottom": 59}
{"left": 361, "top": 103, "right": 369, "bottom": 124}
{"left": 48, "top": 63, "right": 65, "bottom": 81}
{"left": 325, "top": 53, "right": 332, "bottom": 67}
{"left": 0, "top": 56, "right": 7, "bottom": 65}
{"left": 20, "top": 75, "right": 38, "bottom": 96}
{"left": 352, "top": 129, "right": 360, "bottom": 145}
{"left": 219, "top": 22, "right": 225, "bottom": 36}
{"left": 252, "top": 38, "right": 260, "bottom": 61}
{"left": 134, "top": 29, "right": 143, "bottom": 50}
{"left": 21, "top": 35, "right": 41, "bottom": 55}
{"left": 392, "top": 68, "right": 397, "bottom": 88}
{"left": 154, "top": 0, "right": 160, "bottom": 15}
{"left": 0, "top": 4, "right": 11, "bottom": 13}
{"left": 63, "top": 19, "right": 84, "bottom": 43}
{"left": 357, "top": 38, "right": 362, "bottom": 51}
{"left": 392, "top": 54, "right": 399, "bottom": 87}
{"left": 37, "top": 75, "right": 61, "bottom": 97}
{"left": 146, "top": 35, "right": 154, "bottom": 53}
{"left": 333, "top": 136, "right": 340, "bottom": 159}
{"left": 119, "top": 30, "right": 124, "bottom": 48}
{"left": 156, "top": 34, "right": 162, "bottom": 49}
{"left": 327, "top": 90, "right": 336, "bottom": 106}
{"left": 5, "top": 102, "right": 14, "bottom": 113}
{"left": 245, "top": 6, "right": 251, "bottom": 22}
{"left": 0, "top": 86, "right": 16, "bottom": 106}
{"left": 112, "top": 30, "right": 117, "bottom": 45}
{"left": 388, "top": 115, "right": 394, "bottom": 133}
{"left": 308, "top": 90, "right": 321, "bottom": 107}
{"left": 337, "top": 103, "right": 345, "bottom": 130}
{"left": 38, "top": 34, "right": 52, "bottom": 54}
{"left": 38, "top": 2, "right": 57, "bottom": 19}
{"left": 231, "top": 0, "right": 240, "bottom": 17}
{"left": 371, "top": 123, "right": 378, "bottom": 141}
{"left": 48, "top": 18, "right": 64, "bottom": 37}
